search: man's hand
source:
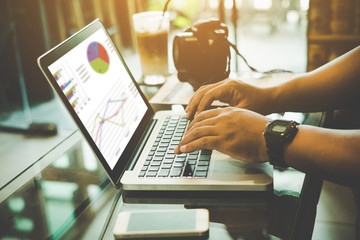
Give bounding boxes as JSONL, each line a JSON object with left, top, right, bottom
{"left": 175, "top": 107, "right": 270, "bottom": 163}
{"left": 185, "top": 78, "right": 269, "bottom": 120}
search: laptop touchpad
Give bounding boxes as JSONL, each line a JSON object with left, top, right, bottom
{"left": 208, "top": 151, "right": 273, "bottom": 181}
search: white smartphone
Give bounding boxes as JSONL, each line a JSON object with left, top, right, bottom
{"left": 113, "top": 209, "right": 209, "bottom": 239}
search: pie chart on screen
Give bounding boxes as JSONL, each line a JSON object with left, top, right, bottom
{"left": 87, "top": 42, "right": 110, "bottom": 74}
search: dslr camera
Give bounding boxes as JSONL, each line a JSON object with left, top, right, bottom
{"left": 173, "top": 18, "right": 231, "bottom": 90}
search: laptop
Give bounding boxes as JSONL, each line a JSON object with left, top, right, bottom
{"left": 38, "top": 19, "right": 272, "bottom": 192}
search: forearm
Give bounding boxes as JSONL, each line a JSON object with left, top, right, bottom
{"left": 266, "top": 46, "right": 360, "bottom": 113}
{"left": 284, "top": 125, "right": 360, "bottom": 186}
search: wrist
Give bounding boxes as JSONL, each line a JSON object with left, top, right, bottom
{"left": 261, "top": 86, "right": 281, "bottom": 115}
{"left": 256, "top": 117, "right": 271, "bottom": 163}
{"left": 259, "top": 133, "right": 270, "bottom": 163}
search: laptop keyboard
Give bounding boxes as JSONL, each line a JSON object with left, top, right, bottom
{"left": 138, "top": 116, "right": 212, "bottom": 178}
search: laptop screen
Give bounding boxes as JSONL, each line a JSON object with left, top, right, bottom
{"left": 47, "top": 28, "right": 148, "bottom": 170}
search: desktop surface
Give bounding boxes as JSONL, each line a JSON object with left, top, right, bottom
{"left": 0, "top": 76, "right": 324, "bottom": 240}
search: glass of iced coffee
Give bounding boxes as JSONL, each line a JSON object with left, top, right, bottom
{"left": 132, "top": 11, "right": 169, "bottom": 85}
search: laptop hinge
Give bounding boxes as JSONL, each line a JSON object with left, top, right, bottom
{"left": 125, "top": 119, "right": 157, "bottom": 171}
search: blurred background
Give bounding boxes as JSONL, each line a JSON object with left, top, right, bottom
{"left": 2, "top": 0, "right": 360, "bottom": 132}
{"left": 2, "top": 0, "right": 360, "bottom": 131}
{"left": 0, "top": 0, "right": 310, "bottom": 132}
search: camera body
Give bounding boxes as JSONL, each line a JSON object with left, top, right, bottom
{"left": 173, "top": 18, "right": 230, "bottom": 90}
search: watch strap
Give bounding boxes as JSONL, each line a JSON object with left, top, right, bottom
{"left": 265, "top": 135, "right": 288, "bottom": 168}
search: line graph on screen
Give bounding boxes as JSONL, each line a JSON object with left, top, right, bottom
{"left": 88, "top": 78, "right": 142, "bottom": 161}
{"left": 92, "top": 97, "right": 127, "bottom": 148}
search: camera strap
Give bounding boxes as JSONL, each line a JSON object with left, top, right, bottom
{"left": 226, "top": 40, "right": 292, "bottom": 74}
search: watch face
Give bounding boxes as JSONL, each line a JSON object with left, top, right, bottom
{"left": 271, "top": 124, "right": 287, "bottom": 133}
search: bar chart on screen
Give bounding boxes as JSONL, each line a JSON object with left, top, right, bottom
{"left": 52, "top": 67, "right": 90, "bottom": 113}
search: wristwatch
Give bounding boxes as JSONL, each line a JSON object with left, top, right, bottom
{"left": 263, "top": 119, "right": 299, "bottom": 168}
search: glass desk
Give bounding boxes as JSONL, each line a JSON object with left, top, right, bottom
{"left": 0, "top": 97, "right": 323, "bottom": 239}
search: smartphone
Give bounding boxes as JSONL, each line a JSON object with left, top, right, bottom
{"left": 113, "top": 209, "right": 209, "bottom": 239}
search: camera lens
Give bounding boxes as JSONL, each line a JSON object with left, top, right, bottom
{"left": 173, "top": 32, "right": 199, "bottom": 71}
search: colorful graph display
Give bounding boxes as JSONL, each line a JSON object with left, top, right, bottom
{"left": 52, "top": 66, "right": 89, "bottom": 112}
{"left": 53, "top": 70, "right": 61, "bottom": 81}
{"left": 48, "top": 29, "right": 148, "bottom": 169}
{"left": 92, "top": 97, "right": 127, "bottom": 149}
{"left": 88, "top": 73, "right": 143, "bottom": 157}
{"left": 87, "top": 42, "right": 110, "bottom": 74}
